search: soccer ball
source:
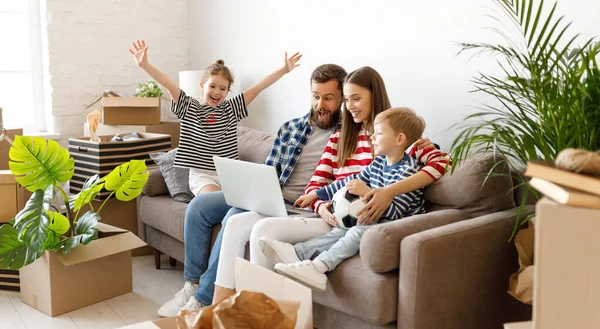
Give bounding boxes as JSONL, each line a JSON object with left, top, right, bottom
{"left": 332, "top": 187, "right": 367, "bottom": 228}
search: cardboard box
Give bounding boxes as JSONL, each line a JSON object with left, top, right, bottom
{"left": 0, "top": 170, "right": 32, "bottom": 223}
{"left": 68, "top": 133, "right": 171, "bottom": 199}
{"left": 505, "top": 321, "right": 532, "bottom": 329}
{"left": 0, "top": 128, "right": 22, "bottom": 170}
{"left": 118, "top": 258, "right": 312, "bottom": 329}
{"left": 78, "top": 197, "right": 152, "bottom": 257}
{"left": 83, "top": 121, "right": 180, "bottom": 149}
{"left": 19, "top": 222, "right": 146, "bottom": 317}
{"left": 534, "top": 198, "right": 600, "bottom": 329}
{"left": 101, "top": 97, "right": 161, "bottom": 125}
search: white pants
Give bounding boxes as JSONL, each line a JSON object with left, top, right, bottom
{"left": 215, "top": 212, "right": 332, "bottom": 289}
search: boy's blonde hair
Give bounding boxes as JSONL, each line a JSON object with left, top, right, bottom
{"left": 374, "top": 107, "right": 426, "bottom": 146}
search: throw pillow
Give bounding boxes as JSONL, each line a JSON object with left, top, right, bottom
{"left": 149, "top": 149, "right": 194, "bottom": 203}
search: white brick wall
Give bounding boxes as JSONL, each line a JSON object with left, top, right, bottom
{"left": 42, "top": 0, "right": 189, "bottom": 143}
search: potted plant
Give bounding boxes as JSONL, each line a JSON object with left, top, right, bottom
{"left": 450, "top": 0, "right": 600, "bottom": 234}
{"left": 0, "top": 135, "right": 148, "bottom": 270}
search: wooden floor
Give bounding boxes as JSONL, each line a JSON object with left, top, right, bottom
{"left": 0, "top": 255, "right": 185, "bottom": 329}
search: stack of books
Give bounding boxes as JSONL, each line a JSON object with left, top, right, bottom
{"left": 525, "top": 161, "right": 600, "bottom": 209}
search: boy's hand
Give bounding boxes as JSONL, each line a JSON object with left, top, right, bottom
{"left": 358, "top": 187, "right": 394, "bottom": 223}
{"left": 128, "top": 39, "right": 149, "bottom": 68}
{"left": 347, "top": 179, "right": 371, "bottom": 197}
{"left": 283, "top": 52, "right": 302, "bottom": 73}
{"left": 293, "top": 191, "right": 318, "bottom": 208}
{"left": 318, "top": 203, "right": 337, "bottom": 227}
{"left": 413, "top": 137, "right": 434, "bottom": 150}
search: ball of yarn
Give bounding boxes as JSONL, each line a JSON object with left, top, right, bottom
{"left": 555, "top": 148, "right": 600, "bottom": 175}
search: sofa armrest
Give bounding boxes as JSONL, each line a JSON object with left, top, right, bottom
{"left": 398, "top": 206, "right": 534, "bottom": 329}
{"left": 361, "top": 209, "right": 471, "bottom": 273}
{"left": 143, "top": 166, "right": 169, "bottom": 196}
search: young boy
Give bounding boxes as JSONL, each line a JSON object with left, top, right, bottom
{"left": 259, "top": 107, "right": 439, "bottom": 291}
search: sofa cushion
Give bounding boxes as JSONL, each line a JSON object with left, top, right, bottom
{"left": 143, "top": 167, "right": 169, "bottom": 197}
{"left": 361, "top": 208, "right": 471, "bottom": 273}
{"left": 237, "top": 126, "right": 274, "bottom": 164}
{"left": 139, "top": 194, "right": 188, "bottom": 242}
{"left": 150, "top": 148, "right": 194, "bottom": 203}
{"left": 313, "top": 255, "right": 399, "bottom": 326}
{"left": 424, "top": 154, "right": 515, "bottom": 218}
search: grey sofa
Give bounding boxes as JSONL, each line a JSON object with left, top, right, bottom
{"left": 137, "top": 126, "right": 532, "bottom": 329}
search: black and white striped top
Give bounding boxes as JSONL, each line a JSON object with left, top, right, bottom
{"left": 171, "top": 90, "right": 248, "bottom": 171}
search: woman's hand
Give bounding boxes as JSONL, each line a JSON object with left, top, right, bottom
{"left": 283, "top": 52, "right": 302, "bottom": 73}
{"left": 318, "top": 203, "right": 337, "bottom": 227}
{"left": 413, "top": 137, "right": 434, "bottom": 150}
{"left": 357, "top": 187, "right": 394, "bottom": 224}
{"left": 293, "top": 191, "right": 318, "bottom": 208}
{"left": 346, "top": 179, "right": 371, "bottom": 197}
{"left": 128, "top": 39, "right": 148, "bottom": 68}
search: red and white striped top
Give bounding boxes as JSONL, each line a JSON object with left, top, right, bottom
{"left": 304, "top": 128, "right": 452, "bottom": 212}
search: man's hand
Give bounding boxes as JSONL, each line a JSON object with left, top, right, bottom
{"left": 413, "top": 137, "right": 434, "bottom": 150}
{"left": 347, "top": 179, "right": 371, "bottom": 197}
{"left": 357, "top": 187, "right": 394, "bottom": 224}
{"left": 128, "top": 39, "right": 149, "bottom": 68}
{"left": 283, "top": 52, "right": 302, "bottom": 73}
{"left": 293, "top": 191, "right": 318, "bottom": 208}
{"left": 318, "top": 203, "right": 337, "bottom": 227}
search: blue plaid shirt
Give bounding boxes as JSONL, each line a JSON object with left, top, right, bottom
{"left": 265, "top": 111, "right": 315, "bottom": 187}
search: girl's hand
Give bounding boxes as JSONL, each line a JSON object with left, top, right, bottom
{"left": 413, "top": 137, "right": 434, "bottom": 150}
{"left": 293, "top": 191, "right": 318, "bottom": 208}
{"left": 128, "top": 39, "right": 149, "bottom": 68}
{"left": 318, "top": 203, "right": 337, "bottom": 227}
{"left": 283, "top": 52, "right": 302, "bottom": 73}
{"left": 346, "top": 179, "right": 371, "bottom": 197}
{"left": 357, "top": 187, "right": 394, "bottom": 223}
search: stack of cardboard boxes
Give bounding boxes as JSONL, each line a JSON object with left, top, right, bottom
{"left": 74, "top": 96, "right": 180, "bottom": 257}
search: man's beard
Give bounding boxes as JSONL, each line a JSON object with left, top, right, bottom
{"left": 311, "top": 108, "right": 340, "bottom": 130}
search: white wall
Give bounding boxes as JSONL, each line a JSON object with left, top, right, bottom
{"left": 189, "top": 0, "right": 600, "bottom": 150}
{"left": 43, "top": 0, "right": 189, "bottom": 143}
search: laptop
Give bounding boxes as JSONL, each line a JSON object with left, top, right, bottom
{"left": 213, "top": 156, "right": 317, "bottom": 218}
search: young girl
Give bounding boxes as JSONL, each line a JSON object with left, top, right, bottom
{"left": 128, "top": 39, "right": 301, "bottom": 195}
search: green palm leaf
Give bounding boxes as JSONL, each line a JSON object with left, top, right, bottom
{"left": 451, "top": 0, "right": 600, "bottom": 238}
{"left": 9, "top": 136, "right": 74, "bottom": 192}
{"left": 13, "top": 186, "right": 55, "bottom": 255}
{"left": 104, "top": 160, "right": 149, "bottom": 202}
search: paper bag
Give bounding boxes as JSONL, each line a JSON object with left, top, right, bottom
{"left": 177, "top": 291, "right": 298, "bottom": 329}
{"left": 508, "top": 224, "right": 535, "bottom": 304}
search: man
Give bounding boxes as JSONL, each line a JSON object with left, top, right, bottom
{"left": 158, "top": 64, "right": 348, "bottom": 316}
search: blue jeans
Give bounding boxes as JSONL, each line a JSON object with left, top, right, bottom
{"left": 294, "top": 225, "right": 369, "bottom": 271}
{"left": 183, "top": 191, "right": 248, "bottom": 305}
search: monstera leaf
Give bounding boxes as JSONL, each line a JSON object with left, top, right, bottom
{"left": 13, "top": 186, "right": 55, "bottom": 255}
{"left": 8, "top": 135, "right": 74, "bottom": 192}
{"left": 58, "top": 211, "right": 99, "bottom": 254}
{"left": 71, "top": 174, "right": 105, "bottom": 212}
{"left": 104, "top": 160, "right": 149, "bottom": 201}
{"left": 43, "top": 211, "right": 70, "bottom": 250}
{"left": 0, "top": 222, "right": 38, "bottom": 270}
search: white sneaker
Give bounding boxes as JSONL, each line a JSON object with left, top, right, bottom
{"left": 157, "top": 281, "right": 198, "bottom": 317}
{"left": 180, "top": 295, "right": 206, "bottom": 313}
{"left": 259, "top": 237, "right": 301, "bottom": 265}
{"left": 274, "top": 260, "right": 327, "bottom": 292}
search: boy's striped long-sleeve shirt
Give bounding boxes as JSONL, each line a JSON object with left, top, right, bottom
{"left": 315, "top": 154, "right": 426, "bottom": 221}
{"left": 304, "top": 129, "right": 452, "bottom": 213}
